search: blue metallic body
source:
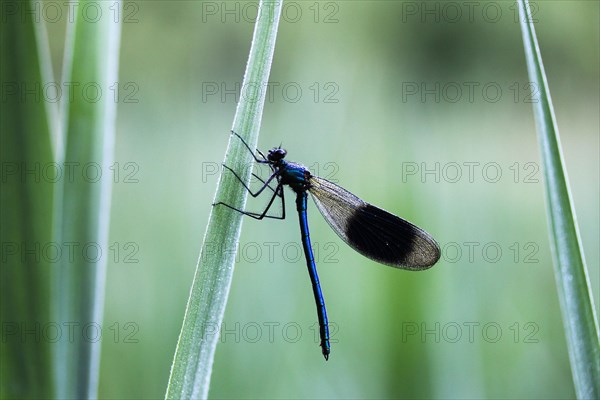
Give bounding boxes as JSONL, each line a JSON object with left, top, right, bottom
{"left": 279, "top": 160, "right": 331, "bottom": 359}
{"left": 296, "top": 191, "right": 331, "bottom": 359}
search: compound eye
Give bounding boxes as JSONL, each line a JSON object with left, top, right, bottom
{"left": 268, "top": 148, "right": 287, "bottom": 161}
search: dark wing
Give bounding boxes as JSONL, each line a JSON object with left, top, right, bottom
{"left": 308, "top": 176, "right": 440, "bottom": 270}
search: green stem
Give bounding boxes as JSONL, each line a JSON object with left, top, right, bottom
{"left": 53, "top": 1, "right": 123, "bottom": 397}
{"left": 165, "top": 1, "right": 283, "bottom": 399}
{"left": 517, "top": 1, "right": 600, "bottom": 398}
{"left": 0, "top": 5, "right": 56, "bottom": 398}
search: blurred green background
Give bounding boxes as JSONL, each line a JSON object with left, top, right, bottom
{"left": 44, "top": 1, "right": 599, "bottom": 398}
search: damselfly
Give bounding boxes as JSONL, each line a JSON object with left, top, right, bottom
{"left": 214, "top": 132, "right": 441, "bottom": 360}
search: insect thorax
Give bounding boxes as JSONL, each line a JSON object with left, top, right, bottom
{"left": 279, "top": 161, "right": 312, "bottom": 192}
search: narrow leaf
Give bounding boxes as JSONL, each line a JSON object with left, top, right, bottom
{"left": 165, "top": 1, "right": 283, "bottom": 398}
{"left": 53, "top": 1, "right": 123, "bottom": 398}
{"left": 0, "top": 3, "right": 57, "bottom": 398}
{"left": 517, "top": 1, "right": 600, "bottom": 398}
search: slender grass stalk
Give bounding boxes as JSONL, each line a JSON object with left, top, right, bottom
{"left": 165, "top": 2, "right": 283, "bottom": 398}
{"left": 517, "top": 1, "right": 600, "bottom": 398}
{"left": 0, "top": 5, "right": 56, "bottom": 398}
{"left": 53, "top": 1, "right": 123, "bottom": 398}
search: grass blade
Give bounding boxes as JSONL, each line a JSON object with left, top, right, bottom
{"left": 53, "top": 1, "right": 123, "bottom": 397}
{"left": 0, "top": 4, "right": 57, "bottom": 398}
{"left": 517, "top": 1, "right": 600, "bottom": 398}
{"left": 165, "top": 1, "right": 283, "bottom": 398}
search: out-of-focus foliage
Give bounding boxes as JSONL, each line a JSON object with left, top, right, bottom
{"left": 10, "top": 1, "right": 597, "bottom": 399}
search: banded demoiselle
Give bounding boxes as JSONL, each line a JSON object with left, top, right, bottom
{"left": 215, "top": 132, "right": 441, "bottom": 360}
